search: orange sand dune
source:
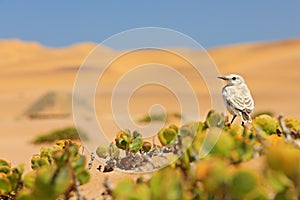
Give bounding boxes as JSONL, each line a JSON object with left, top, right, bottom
{"left": 0, "top": 38, "right": 300, "bottom": 168}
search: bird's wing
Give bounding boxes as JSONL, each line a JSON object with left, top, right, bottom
{"left": 240, "top": 85, "right": 254, "bottom": 111}
{"left": 223, "top": 85, "right": 254, "bottom": 112}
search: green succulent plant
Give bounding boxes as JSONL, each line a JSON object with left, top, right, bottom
{"left": 129, "top": 137, "right": 143, "bottom": 153}
{"left": 96, "top": 145, "right": 109, "bottom": 159}
{"left": 0, "top": 160, "right": 25, "bottom": 199}
{"left": 17, "top": 140, "right": 90, "bottom": 200}
{"left": 115, "top": 129, "right": 132, "bottom": 151}
{"left": 3, "top": 110, "right": 300, "bottom": 200}
{"left": 158, "top": 126, "right": 178, "bottom": 146}
{"left": 284, "top": 117, "right": 300, "bottom": 132}
{"left": 109, "top": 111, "right": 300, "bottom": 200}
{"left": 113, "top": 178, "right": 151, "bottom": 200}
{"left": 229, "top": 169, "right": 259, "bottom": 199}
{"left": 142, "top": 141, "right": 152, "bottom": 153}
{"left": 33, "top": 127, "right": 88, "bottom": 144}
{"left": 266, "top": 142, "right": 300, "bottom": 181}
{"left": 252, "top": 114, "right": 278, "bottom": 136}
{"left": 0, "top": 141, "right": 90, "bottom": 200}
{"left": 205, "top": 110, "right": 226, "bottom": 128}
{"left": 149, "top": 169, "right": 183, "bottom": 200}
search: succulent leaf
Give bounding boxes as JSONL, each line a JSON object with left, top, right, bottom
{"left": 158, "top": 128, "right": 177, "bottom": 146}
{"left": 253, "top": 114, "right": 278, "bottom": 135}
{"left": 129, "top": 137, "right": 143, "bottom": 153}
{"left": 115, "top": 130, "right": 131, "bottom": 150}
{"left": 142, "top": 141, "right": 152, "bottom": 153}
{"left": 96, "top": 145, "right": 109, "bottom": 159}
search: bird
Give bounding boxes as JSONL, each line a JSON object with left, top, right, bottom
{"left": 218, "top": 74, "right": 254, "bottom": 125}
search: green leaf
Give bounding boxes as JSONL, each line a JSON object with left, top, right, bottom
{"left": 113, "top": 178, "right": 135, "bottom": 199}
{"left": 76, "top": 169, "right": 90, "bottom": 185}
{"left": 17, "top": 189, "right": 34, "bottom": 200}
{"left": 142, "top": 141, "right": 152, "bottom": 153}
{"left": 14, "top": 163, "right": 25, "bottom": 175}
{"left": 200, "top": 158, "right": 229, "bottom": 194}
{"left": 23, "top": 171, "right": 36, "bottom": 188}
{"left": 113, "top": 179, "right": 150, "bottom": 200}
{"left": 252, "top": 114, "right": 278, "bottom": 135}
{"left": 230, "top": 169, "right": 258, "bottom": 198}
{"left": 115, "top": 130, "right": 131, "bottom": 150}
{"left": 180, "top": 122, "right": 202, "bottom": 137}
{"left": 52, "top": 150, "right": 70, "bottom": 168}
{"left": 31, "top": 156, "right": 50, "bottom": 170}
{"left": 206, "top": 110, "right": 225, "bottom": 128}
{"left": 266, "top": 143, "right": 300, "bottom": 179}
{"left": 0, "top": 166, "right": 10, "bottom": 174}
{"left": 109, "top": 143, "right": 120, "bottom": 158}
{"left": 129, "top": 137, "right": 143, "bottom": 153}
{"left": 53, "top": 167, "right": 72, "bottom": 196}
{"left": 208, "top": 128, "right": 234, "bottom": 157}
{"left": 134, "top": 183, "right": 151, "bottom": 200}
{"left": 274, "top": 188, "right": 298, "bottom": 200}
{"left": 96, "top": 145, "right": 109, "bottom": 159}
{"left": 68, "top": 144, "right": 79, "bottom": 156}
{"left": 34, "top": 166, "right": 55, "bottom": 198}
{"left": 284, "top": 118, "right": 300, "bottom": 131}
{"left": 158, "top": 128, "right": 177, "bottom": 146}
{"left": 0, "top": 174, "right": 12, "bottom": 194}
{"left": 149, "top": 169, "right": 183, "bottom": 200}
{"left": 40, "top": 147, "right": 53, "bottom": 161}
{"left": 0, "top": 159, "right": 10, "bottom": 167}
{"left": 227, "top": 124, "right": 244, "bottom": 137}
{"left": 7, "top": 172, "right": 21, "bottom": 191}
{"left": 265, "top": 170, "right": 291, "bottom": 193}
{"left": 168, "top": 124, "right": 179, "bottom": 133}
{"left": 72, "top": 155, "right": 86, "bottom": 173}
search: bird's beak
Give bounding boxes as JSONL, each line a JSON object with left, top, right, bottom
{"left": 218, "top": 76, "right": 228, "bottom": 80}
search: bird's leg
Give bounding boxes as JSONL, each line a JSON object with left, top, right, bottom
{"left": 230, "top": 115, "right": 237, "bottom": 124}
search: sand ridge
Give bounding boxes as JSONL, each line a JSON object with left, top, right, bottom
{"left": 0, "top": 37, "right": 299, "bottom": 168}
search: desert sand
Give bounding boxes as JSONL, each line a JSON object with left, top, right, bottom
{"left": 0, "top": 38, "right": 300, "bottom": 197}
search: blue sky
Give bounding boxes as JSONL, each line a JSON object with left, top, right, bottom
{"left": 0, "top": 1, "right": 299, "bottom": 48}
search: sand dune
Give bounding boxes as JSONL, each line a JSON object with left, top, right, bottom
{"left": 0, "top": 38, "right": 300, "bottom": 168}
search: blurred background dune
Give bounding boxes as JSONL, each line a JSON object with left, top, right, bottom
{"left": 0, "top": 37, "right": 299, "bottom": 166}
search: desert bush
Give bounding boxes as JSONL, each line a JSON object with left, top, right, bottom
{"left": 33, "top": 127, "right": 88, "bottom": 144}
{"left": 0, "top": 160, "right": 24, "bottom": 199}
{"left": 0, "top": 140, "right": 90, "bottom": 200}
{"left": 1, "top": 111, "right": 300, "bottom": 200}
{"left": 138, "top": 112, "right": 181, "bottom": 123}
{"left": 99, "top": 111, "right": 300, "bottom": 200}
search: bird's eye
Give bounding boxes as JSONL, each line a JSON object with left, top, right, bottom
{"left": 232, "top": 77, "right": 236, "bottom": 80}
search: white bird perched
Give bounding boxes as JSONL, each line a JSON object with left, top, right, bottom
{"left": 218, "top": 74, "right": 254, "bottom": 125}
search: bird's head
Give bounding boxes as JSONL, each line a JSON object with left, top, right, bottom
{"left": 218, "top": 74, "right": 244, "bottom": 86}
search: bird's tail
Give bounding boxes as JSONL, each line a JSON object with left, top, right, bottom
{"left": 241, "top": 109, "right": 252, "bottom": 122}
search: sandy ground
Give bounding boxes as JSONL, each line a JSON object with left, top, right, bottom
{"left": 0, "top": 38, "right": 300, "bottom": 197}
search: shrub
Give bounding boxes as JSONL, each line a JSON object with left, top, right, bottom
{"left": 0, "top": 140, "right": 90, "bottom": 200}
{"left": 99, "top": 111, "right": 300, "bottom": 200}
